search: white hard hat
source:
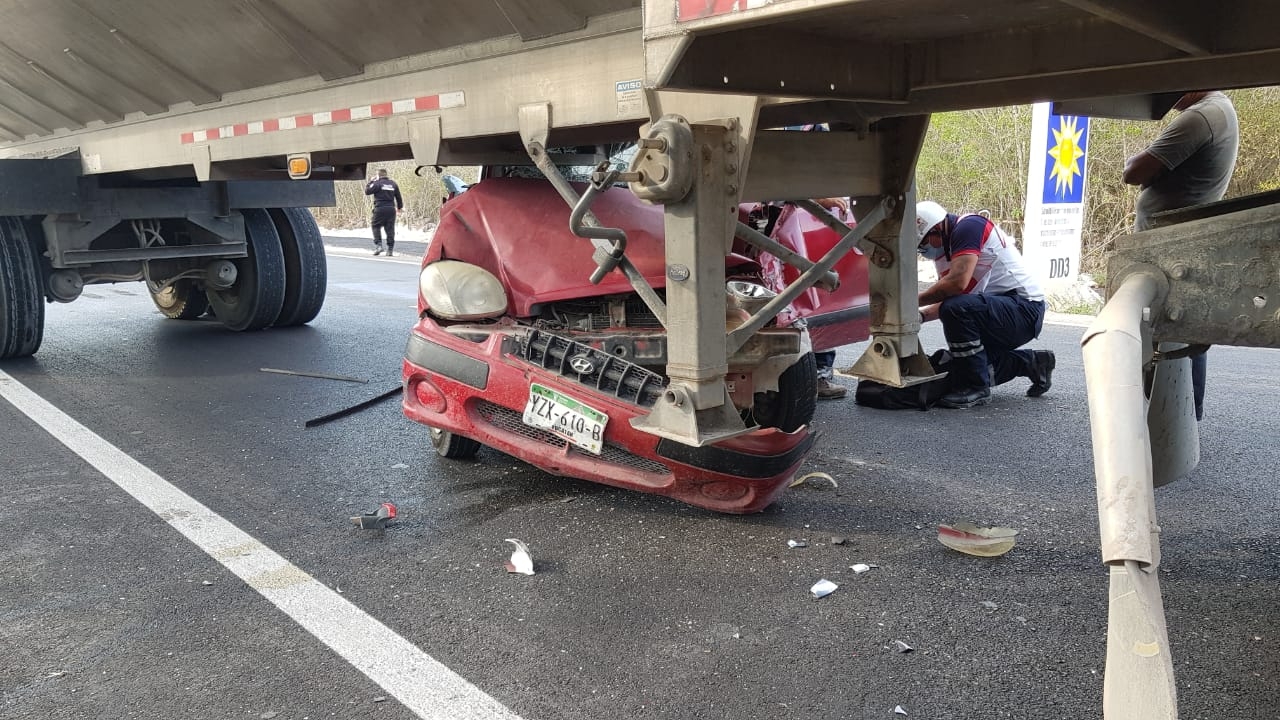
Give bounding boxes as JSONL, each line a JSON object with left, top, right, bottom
{"left": 915, "top": 201, "right": 948, "bottom": 242}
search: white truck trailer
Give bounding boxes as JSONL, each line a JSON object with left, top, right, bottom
{"left": 2, "top": 1, "right": 1279, "bottom": 717}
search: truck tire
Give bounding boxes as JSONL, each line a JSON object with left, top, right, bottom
{"left": 749, "top": 351, "right": 818, "bottom": 432}
{"left": 0, "top": 217, "right": 46, "bottom": 359}
{"left": 150, "top": 279, "right": 209, "bottom": 320}
{"left": 431, "top": 427, "right": 481, "bottom": 459}
{"left": 206, "top": 208, "right": 286, "bottom": 332}
{"left": 268, "top": 207, "right": 327, "bottom": 327}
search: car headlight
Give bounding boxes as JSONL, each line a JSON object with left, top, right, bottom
{"left": 419, "top": 260, "right": 508, "bottom": 320}
{"left": 726, "top": 280, "right": 776, "bottom": 314}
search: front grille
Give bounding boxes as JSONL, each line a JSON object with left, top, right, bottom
{"left": 519, "top": 328, "right": 668, "bottom": 407}
{"left": 475, "top": 400, "right": 670, "bottom": 475}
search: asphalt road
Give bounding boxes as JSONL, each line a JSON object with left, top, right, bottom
{"left": 2, "top": 244, "right": 1277, "bottom": 720}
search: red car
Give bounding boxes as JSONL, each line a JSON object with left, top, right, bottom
{"left": 401, "top": 169, "right": 868, "bottom": 513}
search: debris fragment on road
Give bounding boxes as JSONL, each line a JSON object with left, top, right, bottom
{"left": 937, "top": 522, "right": 1018, "bottom": 557}
{"left": 830, "top": 536, "right": 848, "bottom": 545}
{"left": 851, "top": 563, "right": 873, "bottom": 574}
{"left": 789, "top": 471, "right": 838, "bottom": 489}
{"left": 304, "top": 386, "right": 402, "bottom": 428}
{"left": 351, "top": 502, "right": 398, "bottom": 530}
{"left": 893, "top": 640, "right": 914, "bottom": 653}
{"left": 787, "top": 539, "right": 809, "bottom": 548}
{"left": 504, "top": 538, "right": 535, "bottom": 575}
{"left": 259, "top": 367, "right": 368, "bottom": 384}
{"left": 981, "top": 600, "right": 1000, "bottom": 610}
{"left": 894, "top": 706, "right": 908, "bottom": 716}
{"left": 810, "top": 579, "right": 839, "bottom": 598}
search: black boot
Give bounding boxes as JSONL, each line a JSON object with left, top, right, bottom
{"left": 938, "top": 386, "right": 991, "bottom": 409}
{"left": 1027, "top": 350, "right": 1056, "bottom": 397}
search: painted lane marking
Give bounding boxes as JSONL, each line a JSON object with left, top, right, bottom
{"left": 0, "top": 370, "right": 522, "bottom": 720}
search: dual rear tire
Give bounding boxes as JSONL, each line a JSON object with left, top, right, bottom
{"left": 149, "top": 207, "right": 327, "bottom": 331}
{"left": 0, "top": 217, "right": 44, "bottom": 359}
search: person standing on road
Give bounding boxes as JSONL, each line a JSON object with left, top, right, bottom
{"left": 366, "top": 168, "right": 404, "bottom": 257}
{"left": 1123, "top": 90, "right": 1238, "bottom": 421}
{"left": 915, "top": 201, "right": 1056, "bottom": 408}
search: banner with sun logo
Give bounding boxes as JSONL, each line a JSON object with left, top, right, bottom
{"left": 1022, "top": 103, "right": 1091, "bottom": 292}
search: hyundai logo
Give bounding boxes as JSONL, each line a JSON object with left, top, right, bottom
{"left": 569, "top": 355, "right": 596, "bottom": 374}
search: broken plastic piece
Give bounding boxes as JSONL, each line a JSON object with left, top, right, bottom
{"left": 789, "top": 471, "right": 838, "bottom": 489}
{"left": 810, "top": 579, "right": 838, "bottom": 598}
{"left": 787, "top": 539, "right": 808, "bottom": 548}
{"left": 351, "top": 502, "right": 398, "bottom": 530}
{"left": 893, "top": 640, "right": 914, "bottom": 653}
{"left": 981, "top": 600, "right": 999, "bottom": 610}
{"left": 937, "top": 522, "right": 1018, "bottom": 557}
{"left": 894, "top": 706, "right": 908, "bottom": 716}
{"left": 830, "top": 536, "right": 847, "bottom": 545}
{"left": 851, "top": 563, "right": 872, "bottom": 574}
{"left": 504, "top": 538, "right": 535, "bottom": 575}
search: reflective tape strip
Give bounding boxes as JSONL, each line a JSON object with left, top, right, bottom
{"left": 949, "top": 339, "right": 982, "bottom": 350}
{"left": 950, "top": 345, "right": 985, "bottom": 358}
{"left": 180, "top": 91, "right": 466, "bottom": 144}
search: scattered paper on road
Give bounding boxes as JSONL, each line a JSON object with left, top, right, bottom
{"left": 505, "top": 538, "right": 535, "bottom": 575}
{"left": 810, "top": 579, "right": 839, "bottom": 598}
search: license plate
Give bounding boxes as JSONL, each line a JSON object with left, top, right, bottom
{"left": 522, "top": 384, "right": 608, "bottom": 455}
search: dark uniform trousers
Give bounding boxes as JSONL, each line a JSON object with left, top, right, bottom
{"left": 939, "top": 291, "right": 1045, "bottom": 390}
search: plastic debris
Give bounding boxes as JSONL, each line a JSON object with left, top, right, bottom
{"left": 789, "top": 471, "right": 838, "bottom": 489}
{"left": 305, "top": 386, "right": 401, "bottom": 428}
{"left": 504, "top": 538, "right": 535, "bottom": 575}
{"left": 893, "top": 640, "right": 914, "bottom": 653}
{"left": 851, "top": 563, "right": 876, "bottom": 574}
{"left": 937, "top": 522, "right": 1018, "bottom": 557}
{"left": 259, "top": 367, "right": 368, "bottom": 384}
{"left": 981, "top": 600, "right": 1000, "bottom": 610}
{"left": 830, "top": 536, "right": 848, "bottom": 546}
{"left": 373, "top": 697, "right": 388, "bottom": 703}
{"left": 391, "top": 463, "right": 408, "bottom": 469}
{"left": 894, "top": 706, "right": 908, "bottom": 716}
{"left": 810, "top": 579, "right": 839, "bottom": 598}
{"left": 201, "top": 580, "right": 213, "bottom": 586}
{"left": 351, "top": 502, "right": 398, "bottom": 530}
{"left": 787, "top": 539, "right": 809, "bottom": 548}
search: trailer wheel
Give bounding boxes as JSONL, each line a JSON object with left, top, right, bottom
{"left": 150, "top": 279, "right": 209, "bottom": 320}
{"left": 206, "top": 209, "right": 286, "bottom": 331}
{"left": 431, "top": 427, "right": 481, "bottom": 459}
{"left": 749, "top": 352, "right": 818, "bottom": 432}
{"left": 0, "top": 217, "right": 46, "bottom": 358}
{"left": 268, "top": 207, "right": 327, "bottom": 327}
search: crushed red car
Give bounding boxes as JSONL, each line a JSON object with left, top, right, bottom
{"left": 402, "top": 166, "right": 868, "bottom": 513}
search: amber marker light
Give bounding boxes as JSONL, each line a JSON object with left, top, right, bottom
{"left": 287, "top": 153, "right": 311, "bottom": 179}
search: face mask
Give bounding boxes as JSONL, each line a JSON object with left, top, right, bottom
{"left": 918, "top": 241, "right": 945, "bottom": 261}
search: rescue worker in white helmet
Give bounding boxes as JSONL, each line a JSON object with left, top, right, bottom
{"left": 915, "top": 201, "right": 1055, "bottom": 408}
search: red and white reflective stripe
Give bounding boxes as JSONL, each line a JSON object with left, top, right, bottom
{"left": 677, "top": 0, "right": 771, "bottom": 22}
{"left": 180, "top": 91, "right": 464, "bottom": 144}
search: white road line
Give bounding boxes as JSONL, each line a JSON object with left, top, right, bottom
{"left": 0, "top": 370, "right": 523, "bottom": 720}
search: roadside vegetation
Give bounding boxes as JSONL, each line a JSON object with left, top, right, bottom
{"left": 917, "top": 87, "right": 1280, "bottom": 282}
{"left": 309, "top": 164, "right": 480, "bottom": 232}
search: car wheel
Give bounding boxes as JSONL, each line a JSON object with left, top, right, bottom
{"left": 430, "top": 427, "right": 481, "bottom": 459}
